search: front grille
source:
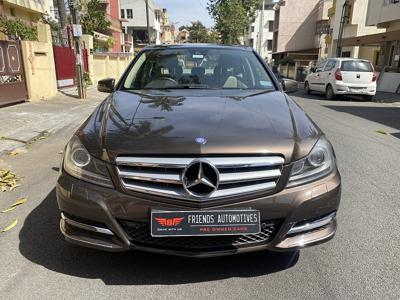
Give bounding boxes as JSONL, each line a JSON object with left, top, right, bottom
{"left": 115, "top": 156, "right": 284, "bottom": 200}
{"left": 119, "top": 219, "right": 282, "bottom": 251}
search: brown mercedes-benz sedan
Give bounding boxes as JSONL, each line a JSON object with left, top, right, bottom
{"left": 56, "top": 44, "right": 341, "bottom": 257}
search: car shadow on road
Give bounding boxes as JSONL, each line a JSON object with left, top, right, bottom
{"left": 18, "top": 188, "right": 299, "bottom": 285}
{"left": 324, "top": 105, "right": 400, "bottom": 131}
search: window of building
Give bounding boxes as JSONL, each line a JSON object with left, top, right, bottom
{"left": 10, "top": 7, "right": 16, "bottom": 17}
{"left": 315, "top": 20, "right": 330, "bottom": 34}
{"left": 267, "top": 40, "right": 272, "bottom": 51}
{"left": 341, "top": 51, "right": 351, "bottom": 58}
{"left": 121, "top": 9, "right": 125, "bottom": 19}
{"left": 127, "top": 9, "right": 133, "bottom": 19}
{"left": 268, "top": 21, "right": 274, "bottom": 32}
{"left": 249, "top": 38, "right": 254, "bottom": 47}
{"left": 264, "top": 3, "right": 274, "bottom": 10}
{"left": 251, "top": 26, "right": 255, "bottom": 32}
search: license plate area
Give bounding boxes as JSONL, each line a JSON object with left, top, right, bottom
{"left": 151, "top": 209, "right": 261, "bottom": 237}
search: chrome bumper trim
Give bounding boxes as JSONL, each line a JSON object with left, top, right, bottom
{"left": 287, "top": 212, "right": 336, "bottom": 235}
{"left": 61, "top": 213, "right": 114, "bottom": 236}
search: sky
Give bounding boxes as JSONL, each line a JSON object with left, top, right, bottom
{"left": 155, "top": 0, "right": 214, "bottom": 28}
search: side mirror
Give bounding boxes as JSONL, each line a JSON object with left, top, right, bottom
{"left": 310, "top": 67, "right": 316, "bottom": 73}
{"left": 282, "top": 79, "right": 298, "bottom": 93}
{"left": 97, "top": 78, "right": 115, "bottom": 93}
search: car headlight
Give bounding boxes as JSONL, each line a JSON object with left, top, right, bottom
{"left": 287, "top": 136, "right": 336, "bottom": 187}
{"left": 63, "top": 136, "right": 114, "bottom": 188}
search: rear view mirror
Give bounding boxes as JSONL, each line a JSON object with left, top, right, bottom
{"left": 97, "top": 78, "right": 115, "bottom": 93}
{"left": 310, "top": 67, "right": 316, "bottom": 73}
{"left": 282, "top": 79, "right": 298, "bottom": 93}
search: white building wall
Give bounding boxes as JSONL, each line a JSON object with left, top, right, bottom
{"left": 120, "top": 0, "right": 156, "bottom": 28}
{"left": 247, "top": 9, "right": 275, "bottom": 61}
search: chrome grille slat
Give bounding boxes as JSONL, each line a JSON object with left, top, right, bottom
{"left": 118, "top": 170, "right": 181, "bottom": 184}
{"left": 219, "top": 169, "right": 281, "bottom": 184}
{"left": 212, "top": 181, "right": 277, "bottom": 198}
{"left": 116, "top": 156, "right": 284, "bottom": 201}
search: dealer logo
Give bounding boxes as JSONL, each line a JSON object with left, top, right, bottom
{"left": 182, "top": 159, "right": 219, "bottom": 197}
{"left": 155, "top": 217, "right": 184, "bottom": 227}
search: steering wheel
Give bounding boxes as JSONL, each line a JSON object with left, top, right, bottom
{"left": 145, "top": 77, "right": 178, "bottom": 89}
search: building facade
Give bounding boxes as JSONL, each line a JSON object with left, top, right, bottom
{"left": 272, "top": 0, "right": 332, "bottom": 80}
{"left": 245, "top": 0, "right": 275, "bottom": 62}
{"left": 120, "top": 0, "right": 162, "bottom": 52}
{"left": 326, "top": 0, "right": 385, "bottom": 62}
{"left": 160, "top": 8, "right": 175, "bottom": 44}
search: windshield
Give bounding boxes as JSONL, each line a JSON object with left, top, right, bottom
{"left": 340, "top": 60, "right": 373, "bottom": 72}
{"left": 122, "top": 48, "right": 275, "bottom": 90}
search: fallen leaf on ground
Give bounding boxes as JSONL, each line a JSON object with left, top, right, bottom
{"left": 8, "top": 148, "right": 26, "bottom": 156}
{"left": 2, "top": 219, "right": 18, "bottom": 232}
{"left": 1, "top": 197, "right": 27, "bottom": 213}
{"left": 375, "top": 129, "right": 387, "bottom": 135}
{"left": 2, "top": 206, "right": 17, "bottom": 213}
{"left": 0, "top": 168, "right": 21, "bottom": 192}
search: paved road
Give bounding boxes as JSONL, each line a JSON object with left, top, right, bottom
{"left": 0, "top": 91, "right": 399, "bottom": 299}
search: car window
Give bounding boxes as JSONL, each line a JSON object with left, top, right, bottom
{"left": 323, "top": 60, "right": 336, "bottom": 72}
{"left": 315, "top": 60, "right": 326, "bottom": 72}
{"left": 340, "top": 60, "right": 373, "bottom": 72}
{"left": 121, "top": 48, "right": 275, "bottom": 90}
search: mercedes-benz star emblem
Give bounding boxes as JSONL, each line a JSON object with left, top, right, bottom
{"left": 195, "top": 137, "right": 207, "bottom": 145}
{"left": 182, "top": 160, "right": 219, "bottom": 197}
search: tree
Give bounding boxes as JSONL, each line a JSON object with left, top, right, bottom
{"left": 207, "top": 0, "right": 261, "bottom": 44}
{"left": 187, "top": 21, "right": 209, "bottom": 43}
{"left": 179, "top": 21, "right": 220, "bottom": 44}
{"left": 79, "top": 0, "right": 111, "bottom": 35}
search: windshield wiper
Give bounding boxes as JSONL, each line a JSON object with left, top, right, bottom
{"left": 167, "top": 85, "right": 211, "bottom": 89}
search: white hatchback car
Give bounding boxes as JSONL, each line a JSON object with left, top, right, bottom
{"left": 305, "top": 58, "right": 377, "bottom": 100}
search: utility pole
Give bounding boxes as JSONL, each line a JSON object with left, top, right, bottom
{"left": 336, "top": 0, "right": 349, "bottom": 57}
{"left": 68, "top": 1, "right": 85, "bottom": 99}
{"left": 56, "top": 0, "right": 67, "bottom": 30}
{"left": 145, "top": 0, "right": 151, "bottom": 44}
{"left": 257, "top": 0, "right": 265, "bottom": 56}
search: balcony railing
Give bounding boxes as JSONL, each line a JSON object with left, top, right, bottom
{"left": 124, "top": 33, "right": 132, "bottom": 45}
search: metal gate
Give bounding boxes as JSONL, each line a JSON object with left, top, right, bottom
{"left": 0, "top": 41, "right": 27, "bottom": 106}
{"left": 53, "top": 46, "right": 89, "bottom": 89}
{"left": 53, "top": 45, "right": 77, "bottom": 88}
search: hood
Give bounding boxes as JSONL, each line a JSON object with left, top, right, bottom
{"left": 79, "top": 90, "right": 320, "bottom": 164}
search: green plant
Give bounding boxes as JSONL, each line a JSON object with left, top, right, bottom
{"left": 106, "top": 36, "right": 114, "bottom": 49}
{"left": 83, "top": 72, "right": 92, "bottom": 87}
{"left": 79, "top": 0, "right": 111, "bottom": 35}
{"left": 0, "top": 16, "right": 38, "bottom": 41}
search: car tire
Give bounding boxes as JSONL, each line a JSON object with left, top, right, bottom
{"left": 326, "top": 85, "right": 335, "bottom": 100}
{"left": 363, "top": 95, "right": 373, "bottom": 101}
{"left": 304, "top": 82, "right": 311, "bottom": 94}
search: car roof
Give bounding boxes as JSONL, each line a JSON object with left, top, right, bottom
{"left": 143, "top": 43, "right": 254, "bottom": 52}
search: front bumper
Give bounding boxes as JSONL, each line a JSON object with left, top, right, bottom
{"left": 56, "top": 169, "right": 341, "bottom": 257}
